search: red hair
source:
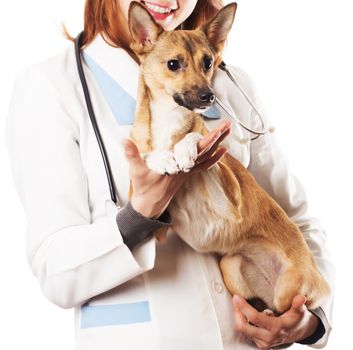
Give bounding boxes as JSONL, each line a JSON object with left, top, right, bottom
{"left": 63, "top": 0, "right": 224, "bottom": 62}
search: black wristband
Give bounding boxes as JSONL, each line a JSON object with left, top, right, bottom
{"left": 296, "top": 310, "right": 326, "bottom": 345}
{"left": 116, "top": 201, "right": 172, "bottom": 251}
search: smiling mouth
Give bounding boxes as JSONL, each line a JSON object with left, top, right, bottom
{"left": 141, "top": 1, "right": 178, "bottom": 20}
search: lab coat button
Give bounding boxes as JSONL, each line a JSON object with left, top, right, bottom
{"left": 213, "top": 281, "right": 223, "bottom": 293}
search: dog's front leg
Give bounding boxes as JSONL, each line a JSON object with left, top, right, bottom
{"left": 173, "top": 132, "right": 203, "bottom": 172}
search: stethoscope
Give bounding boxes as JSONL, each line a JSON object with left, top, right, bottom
{"left": 74, "top": 31, "right": 274, "bottom": 207}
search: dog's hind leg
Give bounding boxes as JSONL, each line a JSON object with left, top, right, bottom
{"left": 272, "top": 266, "right": 302, "bottom": 314}
{"left": 274, "top": 265, "right": 330, "bottom": 314}
{"left": 220, "top": 254, "right": 255, "bottom": 302}
{"left": 220, "top": 244, "right": 288, "bottom": 313}
{"left": 220, "top": 254, "right": 275, "bottom": 314}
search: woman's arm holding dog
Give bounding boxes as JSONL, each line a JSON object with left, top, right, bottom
{"left": 232, "top": 66, "right": 334, "bottom": 348}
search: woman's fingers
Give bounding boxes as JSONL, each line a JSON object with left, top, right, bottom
{"left": 234, "top": 295, "right": 280, "bottom": 331}
{"left": 123, "top": 119, "right": 232, "bottom": 180}
{"left": 196, "top": 127, "right": 231, "bottom": 163}
{"left": 122, "top": 139, "right": 149, "bottom": 177}
{"left": 191, "top": 147, "right": 228, "bottom": 173}
{"left": 233, "top": 303, "right": 273, "bottom": 342}
{"left": 197, "top": 120, "right": 232, "bottom": 156}
{"left": 122, "top": 139, "right": 143, "bottom": 164}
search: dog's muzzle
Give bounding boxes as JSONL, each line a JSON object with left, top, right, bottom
{"left": 173, "top": 88, "right": 215, "bottom": 111}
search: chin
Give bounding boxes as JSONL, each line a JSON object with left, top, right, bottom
{"left": 157, "top": 20, "right": 180, "bottom": 31}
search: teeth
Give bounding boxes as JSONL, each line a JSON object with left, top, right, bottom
{"left": 144, "top": 2, "right": 173, "bottom": 14}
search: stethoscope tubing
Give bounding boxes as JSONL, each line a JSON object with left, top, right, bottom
{"left": 217, "top": 61, "right": 274, "bottom": 141}
{"left": 75, "top": 31, "right": 121, "bottom": 207}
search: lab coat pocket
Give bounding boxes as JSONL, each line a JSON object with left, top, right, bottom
{"left": 76, "top": 275, "right": 160, "bottom": 350}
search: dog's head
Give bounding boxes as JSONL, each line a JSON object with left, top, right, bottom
{"left": 128, "top": 1, "right": 237, "bottom": 113}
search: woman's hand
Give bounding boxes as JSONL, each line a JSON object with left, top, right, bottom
{"left": 122, "top": 120, "right": 232, "bottom": 219}
{"left": 233, "top": 294, "right": 320, "bottom": 349}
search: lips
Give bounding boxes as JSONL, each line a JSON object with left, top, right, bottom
{"left": 141, "top": 1, "right": 178, "bottom": 21}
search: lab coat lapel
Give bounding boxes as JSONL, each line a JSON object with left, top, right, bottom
{"left": 83, "top": 53, "right": 136, "bottom": 125}
{"left": 83, "top": 34, "right": 139, "bottom": 126}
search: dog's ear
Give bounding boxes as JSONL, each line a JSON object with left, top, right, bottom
{"left": 129, "top": 1, "right": 163, "bottom": 56}
{"left": 201, "top": 2, "right": 237, "bottom": 55}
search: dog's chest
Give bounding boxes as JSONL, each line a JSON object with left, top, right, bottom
{"left": 150, "top": 99, "right": 190, "bottom": 150}
{"left": 169, "top": 167, "right": 239, "bottom": 254}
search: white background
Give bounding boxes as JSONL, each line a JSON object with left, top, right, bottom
{"left": 0, "top": 0, "right": 352, "bottom": 349}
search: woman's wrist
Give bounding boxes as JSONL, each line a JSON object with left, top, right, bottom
{"left": 299, "top": 311, "right": 319, "bottom": 339}
{"left": 131, "top": 195, "right": 165, "bottom": 219}
{"left": 116, "top": 200, "right": 172, "bottom": 251}
{"left": 296, "top": 311, "right": 324, "bottom": 345}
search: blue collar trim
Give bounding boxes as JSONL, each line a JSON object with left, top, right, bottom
{"left": 84, "top": 53, "right": 136, "bottom": 125}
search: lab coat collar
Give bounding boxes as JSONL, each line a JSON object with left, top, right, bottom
{"left": 83, "top": 33, "right": 140, "bottom": 100}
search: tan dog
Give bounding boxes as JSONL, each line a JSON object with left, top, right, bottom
{"left": 127, "top": 1, "right": 330, "bottom": 315}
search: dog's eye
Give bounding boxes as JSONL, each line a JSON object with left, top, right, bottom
{"left": 203, "top": 57, "right": 213, "bottom": 71}
{"left": 167, "top": 60, "right": 180, "bottom": 71}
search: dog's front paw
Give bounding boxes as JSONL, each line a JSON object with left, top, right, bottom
{"left": 174, "top": 132, "right": 203, "bottom": 172}
{"left": 144, "top": 150, "right": 180, "bottom": 175}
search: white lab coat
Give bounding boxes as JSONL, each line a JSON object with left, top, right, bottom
{"left": 5, "top": 33, "right": 334, "bottom": 349}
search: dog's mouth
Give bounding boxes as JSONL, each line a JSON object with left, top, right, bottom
{"left": 140, "top": 1, "right": 178, "bottom": 21}
{"left": 173, "top": 93, "right": 215, "bottom": 112}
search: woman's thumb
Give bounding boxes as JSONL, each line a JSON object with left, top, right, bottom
{"left": 291, "top": 295, "right": 307, "bottom": 312}
{"left": 122, "top": 139, "right": 144, "bottom": 166}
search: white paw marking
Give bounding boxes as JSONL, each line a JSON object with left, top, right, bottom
{"left": 144, "top": 150, "right": 180, "bottom": 175}
{"left": 173, "top": 132, "right": 203, "bottom": 172}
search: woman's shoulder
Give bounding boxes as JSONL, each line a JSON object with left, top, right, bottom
{"left": 14, "top": 44, "right": 78, "bottom": 93}
{"left": 7, "top": 45, "right": 82, "bottom": 140}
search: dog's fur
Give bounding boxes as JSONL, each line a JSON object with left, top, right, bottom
{"left": 127, "top": 1, "right": 330, "bottom": 314}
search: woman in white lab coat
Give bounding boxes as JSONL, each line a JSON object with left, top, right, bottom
{"left": 5, "top": 0, "right": 334, "bottom": 349}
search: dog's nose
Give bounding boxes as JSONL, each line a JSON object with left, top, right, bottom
{"left": 198, "top": 90, "right": 215, "bottom": 103}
